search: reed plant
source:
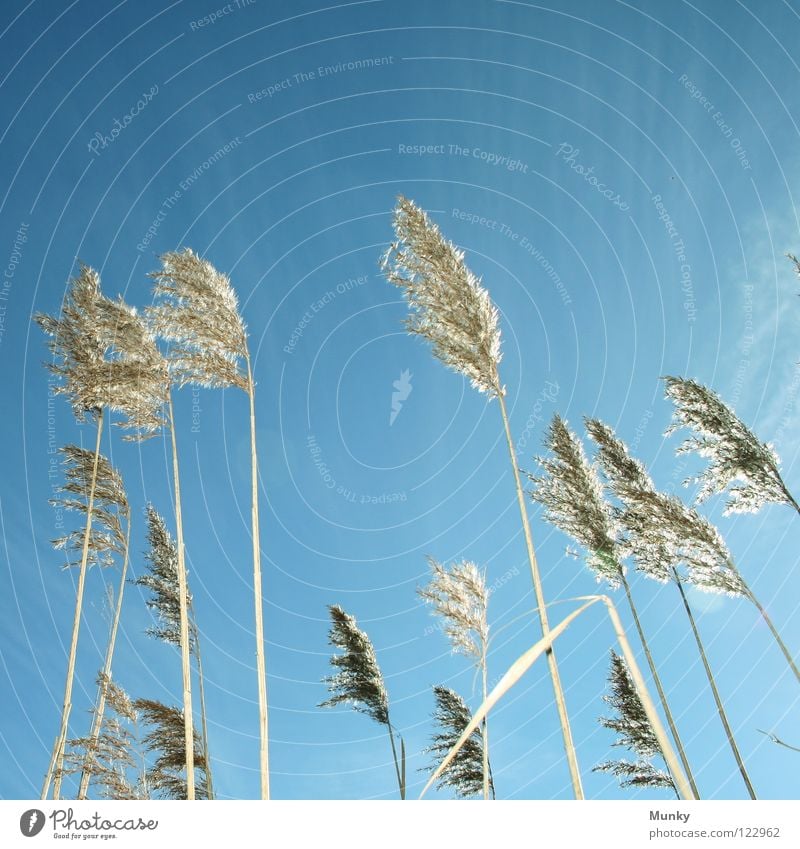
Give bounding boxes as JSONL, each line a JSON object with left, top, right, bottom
{"left": 418, "top": 557, "right": 492, "bottom": 798}
{"left": 594, "top": 651, "right": 677, "bottom": 797}
{"left": 528, "top": 414, "right": 699, "bottom": 796}
{"left": 382, "top": 197, "right": 582, "bottom": 797}
{"left": 36, "top": 266, "right": 167, "bottom": 799}
{"left": 134, "top": 505, "right": 214, "bottom": 797}
{"left": 148, "top": 248, "right": 269, "bottom": 799}
{"left": 320, "top": 605, "right": 405, "bottom": 798}
{"left": 586, "top": 417, "right": 757, "bottom": 798}
{"left": 133, "top": 698, "right": 208, "bottom": 800}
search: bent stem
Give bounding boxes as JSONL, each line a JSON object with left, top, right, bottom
{"left": 419, "top": 595, "right": 694, "bottom": 801}
{"left": 620, "top": 574, "right": 700, "bottom": 798}
{"left": 246, "top": 352, "right": 270, "bottom": 800}
{"left": 673, "top": 570, "right": 756, "bottom": 799}
{"left": 497, "top": 389, "right": 583, "bottom": 799}
{"left": 77, "top": 515, "right": 131, "bottom": 799}
{"left": 168, "top": 394, "right": 195, "bottom": 800}
{"left": 48, "top": 410, "right": 105, "bottom": 801}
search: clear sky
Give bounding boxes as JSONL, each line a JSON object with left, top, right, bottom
{"left": 1, "top": 0, "right": 799, "bottom": 801}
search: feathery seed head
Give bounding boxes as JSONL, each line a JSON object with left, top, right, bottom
{"left": 148, "top": 249, "right": 249, "bottom": 392}
{"left": 134, "top": 506, "right": 188, "bottom": 646}
{"left": 320, "top": 605, "right": 390, "bottom": 726}
{"left": 423, "top": 685, "right": 490, "bottom": 799}
{"left": 418, "top": 557, "right": 489, "bottom": 661}
{"left": 586, "top": 417, "right": 745, "bottom": 596}
{"left": 35, "top": 265, "right": 168, "bottom": 437}
{"left": 134, "top": 698, "right": 208, "bottom": 800}
{"left": 529, "top": 414, "right": 623, "bottom": 587}
{"left": 593, "top": 651, "right": 676, "bottom": 793}
{"left": 381, "top": 197, "right": 503, "bottom": 396}
{"left": 50, "top": 445, "right": 128, "bottom": 569}
{"left": 663, "top": 376, "right": 789, "bottom": 515}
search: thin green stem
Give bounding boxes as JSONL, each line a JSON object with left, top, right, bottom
{"left": 672, "top": 570, "right": 756, "bottom": 799}
{"left": 620, "top": 574, "right": 700, "bottom": 798}
{"left": 386, "top": 720, "right": 405, "bottom": 799}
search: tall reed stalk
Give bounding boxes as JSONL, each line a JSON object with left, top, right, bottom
{"left": 36, "top": 265, "right": 167, "bottom": 798}
{"left": 382, "top": 197, "right": 582, "bottom": 797}
{"left": 149, "top": 249, "right": 269, "bottom": 798}
{"left": 418, "top": 557, "right": 492, "bottom": 798}
{"left": 135, "top": 505, "right": 214, "bottom": 797}
{"left": 586, "top": 417, "right": 757, "bottom": 799}
{"left": 420, "top": 594, "right": 693, "bottom": 801}
{"left": 78, "top": 503, "right": 131, "bottom": 799}
{"left": 529, "top": 414, "right": 699, "bottom": 797}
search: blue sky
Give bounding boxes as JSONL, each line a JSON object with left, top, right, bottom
{"left": 1, "top": 0, "right": 800, "bottom": 801}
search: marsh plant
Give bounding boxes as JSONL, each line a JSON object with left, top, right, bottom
{"left": 594, "top": 652, "right": 677, "bottom": 797}
{"left": 586, "top": 417, "right": 757, "bottom": 798}
{"left": 418, "top": 557, "right": 492, "bottom": 799}
{"left": 382, "top": 197, "right": 582, "bottom": 797}
{"left": 319, "top": 605, "right": 406, "bottom": 798}
{"left": 36, "top": 266, "right": 167, "bottom": 799}
{"left": 148, "top": 249, "right": 269, "bottom": 799}
{"left": 134, "top": 506, "right": 214, "bottom": 797}
{"left": 528, "top": 414, "right": 699, "bottom": 797}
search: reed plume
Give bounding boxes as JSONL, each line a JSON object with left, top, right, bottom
{"left": 36, "top": 265, "right": 167, "bottom": 799}
{"left": 663, "top": 376, "right": 799, "bottom": 516}
{"left": 148, "top": 248, "right": 268, "bottom": 799}
{"left": 594, "top": 652, "right": 677, "bottom": 796}
{"left": 44, "top": 445, "right": 128, "bottom": 800}
{"left": 382, "top": 197, "right": 582, "bottom": 797}
{"left": 528, "top": 414, "right": 699, "bottom": 796}
{"left": 133, "top": 698, "right": 208, "bottom": 800}
{"left": 320, "top": 605, "right": 405, "bottom": 798}
{"left": 419, "top": 558, "right": 492, "bottom": 798}
{"left": 586, "top": 417, "right": 757, "bottom": 798}
{"left": 423, "top": 685, "right": 493, "bottom": 799}
{"left": 67, "top": 451, "right": 131, "bottom": 801}
{"left": 134, "top": 506, "right": 214, "bottom": 796}
{"left": 62, "top": 676, "right": 145, "bottom": 800}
